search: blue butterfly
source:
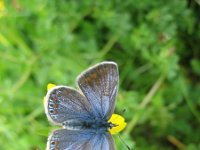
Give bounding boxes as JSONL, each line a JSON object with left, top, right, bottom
{"left": 44, "top": 61, "right": 124, "bottom": 150}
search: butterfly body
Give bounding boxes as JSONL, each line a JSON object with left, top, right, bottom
{"left": 62, "top": 119, "right": 114, "bottom": 132}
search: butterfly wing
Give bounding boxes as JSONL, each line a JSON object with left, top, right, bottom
{"left": 44, "top": 86, "right": 92, "bottom": 125}
{"left": 77, "top": 61, "right": 119, "bottom": 119}
{"left": 47, "top": 129, "right": 115, "bottom": 150}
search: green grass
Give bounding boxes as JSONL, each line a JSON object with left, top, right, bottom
{"left": 0, "top": 0, "right": 200, "bottom": 150}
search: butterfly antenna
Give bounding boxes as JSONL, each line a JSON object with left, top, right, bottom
{"left": 122, "top": 108, "right": 126, "bottom": 114}
{"left": 117, "top": 134, "right": 131, "bottom": 150}
{"left": 112, "top": 109, "right": 131, "bottom": 149}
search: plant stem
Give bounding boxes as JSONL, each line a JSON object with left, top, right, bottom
{"left": 123, "top": 74, "right": 165, "bottom": 135}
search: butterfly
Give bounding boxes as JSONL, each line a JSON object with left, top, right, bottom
{"left": 44, "top": 61, "right": 126, "bottom": 150}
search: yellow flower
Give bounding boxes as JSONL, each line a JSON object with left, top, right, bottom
{"left": 0, "top": 0, "right": 5, "bottom": 11}
{"left": 108, "top": 114, "right": 127, "bottom": 134}
{"left": 43, "top": 83, "right": 56, "bottom": 105}
{"left": 45, "top": 83, "right": 127, "bottom": 134}
{"left": 47, "top": 83, "right": 56, "bottom": 90}
{"left": 0, "top": 0, "right": 5, "bottom": 18}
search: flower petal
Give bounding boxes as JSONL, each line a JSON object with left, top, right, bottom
{"left": 108, "top": 114, "right": 127, "bottom": 134}
{"left": 47, "top": 83, "right": 56, "bottom": 91}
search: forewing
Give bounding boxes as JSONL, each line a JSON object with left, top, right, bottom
{"left": 47, "top": 129, "right": 115, "bottom": 150}
{"left": 77, "top": 62, "right": 119, "bottom": 119}
{"left": 44, "top": 86, "right": 92, "bottom": 125}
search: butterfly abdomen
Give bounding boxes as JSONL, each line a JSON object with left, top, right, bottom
{"left": 62, "top": 120, "right": 84, "bottom": 130}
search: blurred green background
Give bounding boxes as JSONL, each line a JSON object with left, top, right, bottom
{"left": 0, "top": 0, "right": 200, "bottom": 150}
